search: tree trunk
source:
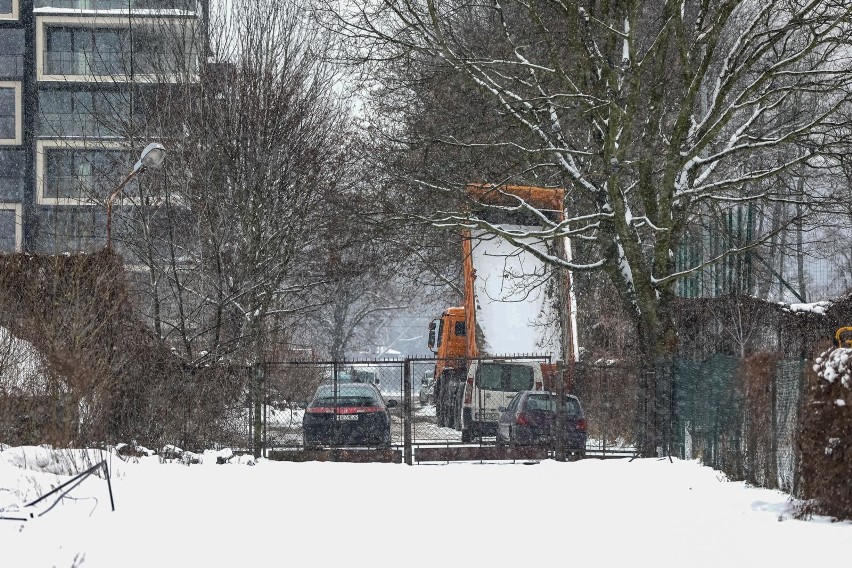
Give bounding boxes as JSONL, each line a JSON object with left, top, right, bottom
{"left": 633, "top": 295, "right": 679, "bottom": 458}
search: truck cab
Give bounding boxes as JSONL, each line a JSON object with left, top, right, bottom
{"left": 428, "top": 307, "right": 468, "bottom": 426}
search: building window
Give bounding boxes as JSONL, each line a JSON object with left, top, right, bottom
{"left": 45, "top": 26, "right": 129, "bottom": 77}
{"left": 0, "top": 29, "right": 24, "bottom": 78}
{"left": 0, "top": 149, "right": 24, "bottom": 201}
{"left": 0, "top": 203, "right": 22, "bottom": 251}
{"left": 0, "top": 0, "right": 19, "bottom": 21}
{"left": 38, "top": 89, "right": 135, "bottom": 138}
{"left": 0, "top": 81, "right": 21, "bottom": 145}
{"left": 37, "top": 16, "right": 197, "bottom": 82}
{"left": 37, "top": 140, "right": 129, "bottom": 205}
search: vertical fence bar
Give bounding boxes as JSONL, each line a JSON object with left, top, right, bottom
{"left": 771, "top": 360, "right": 778, "bottom": 489}
{"left": 247, "top": 368, "right": 253, "bottom": 454}
{"left": 555, "top": 358, "right": 566, "bottom": 462}
{"left": 263, "top": 390, "right": 268, "bottom": 459}
{"left": 404, "top": 358, "right": 412, "bottom": 465}
{"left": 332, "top": 360, "right": 338, "bottom": 449}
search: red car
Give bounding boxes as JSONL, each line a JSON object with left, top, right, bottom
{"left": 303, "top": 382, "right": 397, "bottom": 449}
{"left": 496, "top": 390, "right": 588, "bottom": 457}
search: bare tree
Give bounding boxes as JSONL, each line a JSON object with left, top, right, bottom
{"left": 325, "top": 0, "right": 852, "bottom": 455}
{"left": 44, "top": 0, "right": 369, "bottom": 452}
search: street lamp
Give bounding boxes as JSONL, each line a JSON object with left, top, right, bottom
{"left": 106, "top": 143, "right": 166, "bottom": 249}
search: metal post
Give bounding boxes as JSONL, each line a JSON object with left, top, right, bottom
{"left": 332, "top": 361, "right": 338, "bottom": 449}
{"left": 252, "top": 361, "right": 263, "bottom": 458}
{"left": 263, "top": 382, "right": 268, "bottom": 459}
{"left": 403, "top": 358, "right": 412, "bottom": 465}
{"left": 555, "top": 359, "right": 566, "bottom": 462}
{"left": 106, "top": 168, "right": 140, "bottom": 249}
{"left": 102, "top": 461, "right": 115, "bottom": 512}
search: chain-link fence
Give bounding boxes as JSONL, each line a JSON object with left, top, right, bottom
{"left": 572, "top": 362, "right": 639, "bottom": 454}
{"left": 231, "top": 354, "right": 807, "bottom": 476}
{"left": 674, "top": 355, "right": 805, "bottom": 493}
{"left": 247, "top": 356, "right": 571, "bottom": 460}
{"left": 571, "top": 355, "right": 806, "bottom": 491}
{"left": 258, "top": 360, "right": 406, "bottom": 451}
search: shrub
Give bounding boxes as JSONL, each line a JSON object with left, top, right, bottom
{"left": 798, "top": 347, "right": 852, "bottom": 520}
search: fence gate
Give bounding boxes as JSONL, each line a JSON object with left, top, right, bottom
{"left": 256, "top": 356, "right": 576, "bottom": 464}
{"left": 260, "top": 359, "right": 406, "bottom": 463}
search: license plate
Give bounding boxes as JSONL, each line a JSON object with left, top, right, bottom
{"left": 336, "top": 414, "right": 358, "bottom": 421}
{"left": 476, "top": 412, "right": 499, "bottom": 421}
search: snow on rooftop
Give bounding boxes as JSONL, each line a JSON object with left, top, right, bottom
{"left": 33, "top": 7, "right": 195, "bottom": 16}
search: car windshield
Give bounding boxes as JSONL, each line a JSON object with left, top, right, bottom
{"left": 311, "top": 385, "right": 382, "bottom": 407}
{"left": 525, "top": 394, "right": 581, "bottom": 416}
{"left": 476, "top": 363, "right": 534, "bottom": 392}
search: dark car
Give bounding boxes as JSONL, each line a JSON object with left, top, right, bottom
{"left": 496, "top": 390, "right": 587, "bottom": 456}
{"left": 303, "top": 382, "right": 398, "bottom": 449}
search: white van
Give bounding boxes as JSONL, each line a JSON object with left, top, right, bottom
{"left": 456, "top": 360, "right": 543, "bottom": 442}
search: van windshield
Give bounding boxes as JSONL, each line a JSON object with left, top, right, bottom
{"left": 475, "top": 363, "right": 534, "bottom": 392}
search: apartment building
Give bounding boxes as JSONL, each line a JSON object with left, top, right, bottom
{"left": 0, "top": 0, "right": 200, "bottom": 254}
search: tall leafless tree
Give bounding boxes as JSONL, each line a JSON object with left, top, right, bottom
{"left": 323, "top": 0, "right": 852, "bottom": 455}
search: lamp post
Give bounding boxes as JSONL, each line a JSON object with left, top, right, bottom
{"left": 106, "top": 142, "right": 166, "bottom": 249}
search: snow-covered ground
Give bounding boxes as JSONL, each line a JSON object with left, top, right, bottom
{"left": 1, "top": 446, "right": 849, "bottom": 567}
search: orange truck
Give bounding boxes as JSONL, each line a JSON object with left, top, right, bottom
{"left": 427, "top": 184, "right": 577, "bottom": 442}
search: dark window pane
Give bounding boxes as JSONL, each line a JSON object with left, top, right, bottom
{"left": 0, "top": 208, "right": 17, "bottom": 251}
{"left": 38, "top": 90, "right": 132, "bottom": 137}
{"left": 44, "top": 147, "right": 126, "bottom": 200}
{"left": 74, "top": 29, "right": 93, "bottom": 51}
{"left": 48, "top": 29, "right": 73, "bottom": 52}
{"left": 476, "top": 364, "right": 504, "bottom": 390}
{"left": 0, "top": 0, "right": 12, "bottom": 14}
{"left": 0, "top": 87, "right": 15, "bottom": 113}
{"left": 35, "top": 206, "right": 102, "bottom": 253}
{"left": 506, "top": 366, "right": 534, "bottom": 391}
{"left": 0, "top": 155, "right": 23, "bottom": 199}
{"left": 45, "top": 27, "right": 131, "bottom": 75}
{"left": 0, "top": 86, "right": 15, "bottom": 139}
{"left": 0, "top": 29, "right": 24, "bottom": 78}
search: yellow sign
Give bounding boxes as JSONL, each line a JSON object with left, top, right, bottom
{"left": 835, "top": 327, "right": 852, "bottom": 348}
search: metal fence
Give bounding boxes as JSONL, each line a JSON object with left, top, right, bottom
{"left": 235, "top": 354, "right": 805, "bottom": 476}
{"left": 247, "top": 356, "right": 579, "bottom": 462}
{"left": 259, "top": 360, "right": 407, "bottom": 451}
{"left": 572, "top": 362, "right": 639, "bottom": 454}
{"left": 674, "top": 355, "right": 805, "bottom": 493}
